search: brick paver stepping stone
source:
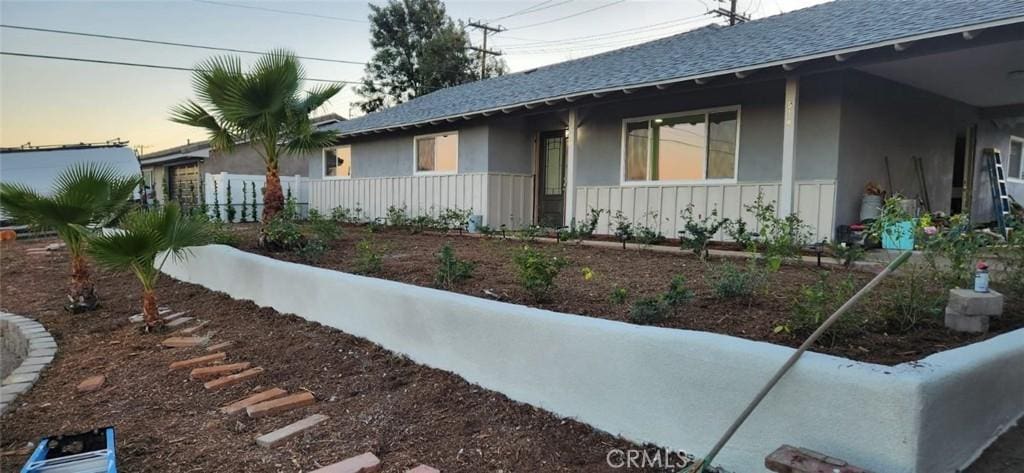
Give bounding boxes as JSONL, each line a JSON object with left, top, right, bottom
{"left": 406, "top": 466, "right": 440, "bottom": 473}
{"left": 169, "top": 352, "right": 226, "bottom": 370}
{"left": 246, "top": 391, "right": 315, "bottom": 418}
{"left": 221, "top": 388, "right": 288, "bottom": 415}
{"left": 204, "top": 367, "right": 263, "bottom": 390}
{"left": 206, "top": 341, "right": 233, "bottom": 352}
{"left": 162, "top": 336, "right": 204, "bottom": 348}
{"left": 255, "top": 414, "right": 329, "bottom": 448}
{"left": 162, "top": 311, "right": 190, "bottom": 322}
{"left": 190, "top": 362, "right": 251, "bottom": 380}
{"left": 76, "top": 375, "right": 105, "bottom": 393}
{"left": 310, "top": 452, "right": 382, "bottom": 473}
{"left": 165, "top": 316, "right": 195, "bottom": 328}
{"left": 178, "top": 321, "right": 209, "bottom": 335}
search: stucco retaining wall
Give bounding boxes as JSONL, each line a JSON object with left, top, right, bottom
{"left": 1, "top": 313, "right": 57, "bottom": 414}
{"left": 162, "top": 245, "right": 1024, "bottom": 472}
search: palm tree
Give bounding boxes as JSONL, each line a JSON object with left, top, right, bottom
{"left": 86, "top": 203, "right": 212, "bottom": 330}
{"left": 170, "top": 50, "right": 342, "bottom": 224}
{"left": 0, "top": 164, "right": 140, "bottom": 312}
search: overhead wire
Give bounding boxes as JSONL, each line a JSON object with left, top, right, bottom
{"left": 191, "top": 0, "right": 366, "bottom": 23}
{"left": 503, "top": 0, "right": 627, "bottom": 31}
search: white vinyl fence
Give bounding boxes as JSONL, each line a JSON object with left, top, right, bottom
{"left": 204, "top": 172, "right": 310, "bottom": 222}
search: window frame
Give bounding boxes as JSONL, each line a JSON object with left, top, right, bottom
{"left": 1009, "top": 135, "right": 1024, "bottom": 181}
{"left": 619, "top": 105, "right": 741, "bottom": 187}
{"left": 412, "top": 131, "right": 459, "bottom": 176}
{"left": 322, "top": 145, "right": 352, "bottom": 180}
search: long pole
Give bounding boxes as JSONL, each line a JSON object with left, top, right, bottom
{"left": 693, "top": 251, "right": 914, "bottom": 472}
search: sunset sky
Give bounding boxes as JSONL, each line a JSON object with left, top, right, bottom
{"left": 0, "top": 0, "right": 828, "bottom": 153}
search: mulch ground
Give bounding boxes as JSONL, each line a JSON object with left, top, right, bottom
{"left": 0, "top": 238, "right": 666, "bottom": 472}
{"left": 237, "top": 224, "right": 1024, "bottom": 366}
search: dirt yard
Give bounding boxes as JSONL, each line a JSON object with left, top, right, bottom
{"left": 0, "top": 238, "right": 666, "bottom": 472}
{"left": 236, "top": 224, "right": 1024, "bottom": 366}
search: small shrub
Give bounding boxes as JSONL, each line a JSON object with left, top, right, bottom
{"left": 513, "top": 224, "right": 543, "bottom": 242}
{"left": 1002, "top": 222, "right": 1024, "bottom": 295}
{"left": 611, "top": 210, "right": 633, "bottom": 245}
{"left": 784, "top": 272, "right": 861, "bottom": 346}
{"left": 434, "top": 242, "right": 475, "bottom": 289}
{"left": 634, "top": 212, "right": 666, "bottom": 247}
{"left": 746, "top": 193, "right": 811, "bottom": 270}
{"left": 439, "top": 208, "right": 472, "bottom": 232}
{"left": 512, "top": 246, "right": 567, "bottom": 302}
{"left": 559, "top": 208, "right": 603, "bottom": 242}
{"left": 478, "top": 224, "right": 496, "bottom": 237}
{"left": 307, "top": 209, "right": 341, "bottom": 242}
{"left": 827, "top": 240, "right": 865, "bottom": 268}
{"left": 241, "top": 181, "right": 250, "bottom": 222}
{"left": 297, "top": 236, "right": 327, "bottom": 262}
{"left": 211, "top": 180, "right": 222, "bottom": 222}
{"left": 679, "top": 205, "right": 728, "bottom": 261}
{"left": 919, "top": 214, "right": 988, "bottom": 289}
{"left": 609, "top": 287, "right": 629, "bottom": 304}
{"left": 250, "top": 181, "right": 258, "bottom": 220}
{"left": 354, "top": 237, "right": 384, "bottom": 275}
{"left": 386, "top": 205, "right": 409, "bottom": 227}
{"left": 873, "top": 263, "right": 945, "bottom": 332}
{"left": 663, "top": 275, "right": 694, "bottom": 307}
{"left": 226, "top": 180, "right": 236, "bottom": 223}
{"left": 264, "top": 214, "right": 304, "bottom": 251}
{"left": 581, "top": 267, "right": 595, "bottom": 281}
{"left": 331, "top": 206, "right": 358, "bottom": 224}
{"left": 628, "top": 296, "right": 670, "bottom": 325}
{"left": 711, "top": 262, "right": 762, "bottom": 299}
{"left": 366, "top": 217, "right": 385, "bottom": 233}
{"left": 726, "top": 217, "right": 754, "bottom": 250}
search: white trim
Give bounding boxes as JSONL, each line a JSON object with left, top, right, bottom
{"left": 565, "top": 109, "right": 578, "bottom": 226}
{"left": 618, "top": 105, "right": 741, "bottom": 186}
{"left": 335, "top": 16, "right": 1024, "bottom": 138}
{"left": 322, "top": 145, "right": 352, "bottom": 180}
{"left": 412, "top": 130, "right": 459, "bottom": 176}
{"left": 780, "top": 77, "right": 799, "bottom": 216}
{"left": 1009, "top": 135, "right": 1024, "bottom": 181}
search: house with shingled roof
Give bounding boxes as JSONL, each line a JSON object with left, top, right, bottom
{"left": 312, "top": 0, "right": 1024, "bottom": 241}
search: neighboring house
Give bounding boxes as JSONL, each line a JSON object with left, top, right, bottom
{"left": 141, "top": 113, "right": 345, "bottom": 206}
{"left": 311, "top": 0, "right": 1024, "bottom": 241}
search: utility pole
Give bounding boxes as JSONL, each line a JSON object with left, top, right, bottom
{"left": 468, "top": 21, "right": 504, "bottom": 80}
{"left": 711, "top": 0, "right": 749, "bottom": 26}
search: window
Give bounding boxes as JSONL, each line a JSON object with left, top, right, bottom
{"left": 324, "top": 145, "right": 351, "bottom": 179}
{"left": 622, "top": 107, "right": 739, "bottom": 183}
{"left": 1010, "top": 136, "right": 1023, "bottom": 180}
{"left": 414, "top": 132, "right": 458, "bottom": 174}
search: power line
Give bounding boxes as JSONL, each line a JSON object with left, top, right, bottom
{"left": 498, "top": 13, "right": 711, "bottom": 49}
{"left": 710, "top": 0, "right": 750, "bottom": 25}
{"left": 191, "top": 0, "right": 366, "bottom": 23}
{"left": 467, "top": 21, "right": 505, "bottom": 80}
{"left": 486, "top": 0, "right": 575, "bottom": 22}
{"left": 0, "top": 24, "right": 366, "bottom": 65}
{"left": 501, "top": 18, "right": 715, "bottom": 55}
{"left": 504, "top": 0, "right": 627, "bottom": 31}
{"left": 0, "top": 51, "right": 359, "bottom": 84}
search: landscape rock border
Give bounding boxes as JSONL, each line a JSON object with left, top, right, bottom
{"left": 1, "top": 312, "right": 57, "bottom": 414}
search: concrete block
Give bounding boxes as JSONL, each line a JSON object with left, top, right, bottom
{"left": 3, "top": 372, "right": 39, "bottom": 386}
{"left": 945, "top": 309, "right": 989, "bottom": 333}
{"left": 255, "top": 414, "right": 329, "bottom": 448}
{"left": 948, "top": 289, "right": 1004, "bottom": 317}
{"left": 310, "top": 452, "right": 382, "bottom": 473}
{"left": 2, "top": 382, "right": 33, "bottom": 396}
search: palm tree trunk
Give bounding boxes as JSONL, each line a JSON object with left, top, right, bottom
{"left": 142, "top": 288, "right": 160, "bottom": 330}
{"left": 69, "top": 254, "right": 98, "bottom": 312}
{"left": 262, "top": 165, "right": 284, "bottom": 222}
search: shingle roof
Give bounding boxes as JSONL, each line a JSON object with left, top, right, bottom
{"left": 330, "top": 0, "right": 1024, "bottom": 137}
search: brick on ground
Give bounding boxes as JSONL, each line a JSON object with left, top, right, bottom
{"left": 162, "top": 336, "right": 204, "bottom": 348}
{"left": 765, "top": 445, "right": 870, "bottom": 473}
{"left": 169, "top": 352, "right": 226, "bottom": 370}
{"left": 246, "top": 391, "right": 315, "bottom": 418}
{"left": 255, "top": 414, "right": 329, "bottom": 448}
{"left": 310, "top": 452, "right": 382, "bottom": 473}
{"left": 190, "top": 362, "right": 251, "bottom": 380}
{"left": 76, "top": 375, "right": 105, "bottom": 393}
{"left": 204, "top": 367, "right": 263, "bottom": 390}
{"left": 221, "top": 388, "right": 288, "bottom": 415}
{"left": 206, "top": 341, "right": 233, "bottom": 352}
{"left": 406, "top": 466, "right": 440, "bottom": 473}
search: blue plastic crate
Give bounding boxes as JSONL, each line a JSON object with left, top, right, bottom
{"left": 881, "top": 221, "right": 915, "bottom": 250}
{"left": 21, "top": 427, "right": 116, "bottom": 473}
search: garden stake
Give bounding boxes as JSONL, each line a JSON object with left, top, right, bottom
{"left": 690, "top": 250, "right": 913, "bottom": 473}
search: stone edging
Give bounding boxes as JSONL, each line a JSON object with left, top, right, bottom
{"left": 1, "top": 312, "right": 57, "bottom": 414}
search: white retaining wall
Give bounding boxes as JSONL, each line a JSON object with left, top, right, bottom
{"left": 163, "top": 245, "right": 1024, "bottom": 473}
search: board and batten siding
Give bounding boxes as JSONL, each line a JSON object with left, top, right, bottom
{"left": 572, "top": 180, "right": 836, "bottom": 242}
{"left": 309, "top": 173, "right": 533, "bottom": 228}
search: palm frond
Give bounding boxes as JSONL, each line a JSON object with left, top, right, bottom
{"left": 299, "top": 83, "right": 344, "bottom": 113}
{"left": 284, "top": 129, "right": 339, "bottom": 155}
{"left": 170, "top": 100, "right": 237, "bottom": 151}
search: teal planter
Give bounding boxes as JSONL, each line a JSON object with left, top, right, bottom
{"left": 882, "top": 221, "right": 915, "bottom": 250}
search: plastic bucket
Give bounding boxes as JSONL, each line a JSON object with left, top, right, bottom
{"left": 860, "top": 194, "right": 883, "bottom": 222}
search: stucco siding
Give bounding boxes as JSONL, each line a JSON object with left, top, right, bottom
{"left": 205, "top": 142, "right": 317, "bottom": 177}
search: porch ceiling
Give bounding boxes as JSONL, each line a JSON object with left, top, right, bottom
{"left": 857, "top": 39, "right": 1024, "bottom": 107}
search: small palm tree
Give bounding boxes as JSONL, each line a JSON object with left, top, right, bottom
{"left": 87, "top": 204, "right": 212, "bottom": 330}
{"left": 170, "top": 50, "right": 342, "bottom": 224}
{"left": 0, "top": 164, "right": 140, "bottom": 311}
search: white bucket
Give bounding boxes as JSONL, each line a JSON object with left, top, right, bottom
{"left": 859, "top": 195, "right": 883, "bottom": 222}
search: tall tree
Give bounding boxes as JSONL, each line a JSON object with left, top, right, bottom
{"left": 356, "top": 0, "right": 507, "bottom": 113}
{"left": 171, "top": 50, "right": 341, "bottom": 223}
{"left": 0, "top": 164, "right": 140, "bottom": 312}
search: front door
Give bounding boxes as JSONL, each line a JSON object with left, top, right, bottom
{"left": 537, "top": 130, "right": 567, "bottom": 227}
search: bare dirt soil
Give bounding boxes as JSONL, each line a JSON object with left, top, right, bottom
{"left": 0, "top": 238, "right": 665, "bottom": 472}
{"left": 237, "top": 224, "right": 1024, "bottom": 366}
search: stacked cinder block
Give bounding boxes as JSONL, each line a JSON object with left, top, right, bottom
{"left": 1, "top": 312, "right": 57, "bottom": 414}
{"left": 945, "top": 289, "right": 1004, "bottom": 333}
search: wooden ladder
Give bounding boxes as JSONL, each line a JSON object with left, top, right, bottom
{"left": 984, "top": 148, "right": 1010, "bottom": 237}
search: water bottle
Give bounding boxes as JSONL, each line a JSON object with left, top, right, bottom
{"left": 974, "top": 262, "right": 990, "bottom": 293}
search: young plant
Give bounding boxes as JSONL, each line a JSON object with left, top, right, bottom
{"left": 663, "top": 275, "right": 694, "bottom": 307}
{"left": 86, "top": 203, "right": 212, "bottom": 330}
{"left": 263, "top": 213, "right": 305, "bottom": 251}
{"left": 386, "top": 205, "right": 409, "bottom": 227}
{"left": 679, "top": 204, "right": 728, "bottom": 261}
{"left": 711, "top": 261, "right": 763, "bottom": 299}
{"left": 211, "top": 180, "right": 221, "bottom": 222}
{"left": 874, "top": 262, "right": 946, "bottom": 332}
{"left": 439, "top": 208, "right": 472, "bottom": 233}
{"left": 512, "top": 246, "right": 567, "bottom": 302}
{"left": 782, "top": 272, "right": 861, "bottom": 346}
{"left": 827, "top": 240, "right": 865, "bottom": 268}
{"left": 746, "top": 193, "right": 811, "bottom": 271}
{"left": 634, "top": 211, "right": 666, "bottom": 248}
{"left": 559, "top": 208, "right": 604, "bottom": 243}
{"left": 919, "top": 214, "right": 988, "bottom": 289}
{"left": 609, "top": 287, "right": 629, "bottom": 304}
{"left": 354, "top": 237, "right": 384, "bottom": 275}
{"left": 225, "top": 180, "right": 236, "bottom": 223}
{"left": 434, "top": 242, "right": 475, "bottom": 289}
{"left": 0, "top": 163, "right": 140, "bottom": 312}
{"left": 611, "top": 210, "right": 633, "bottom": 248}
{"left": 307, "top": 208, "right": 340, "bottom": 242}
{"left": 628, "top": 296, "right": 670, "bottom": 325}
{"left": 241, "top": 181, "right": 250, "bottom": 222}
{"left": 250, "top": 181, "right": 258, "bottom": 221}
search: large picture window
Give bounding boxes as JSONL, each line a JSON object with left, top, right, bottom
{"left": 323, "top": 145, "right": 351, "bottom": 179}
{"left": 414, "top": 132, "right": 458, "bottom": 174}
{"left": 623, "top": 107, "right": 739, "bottom": 183}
